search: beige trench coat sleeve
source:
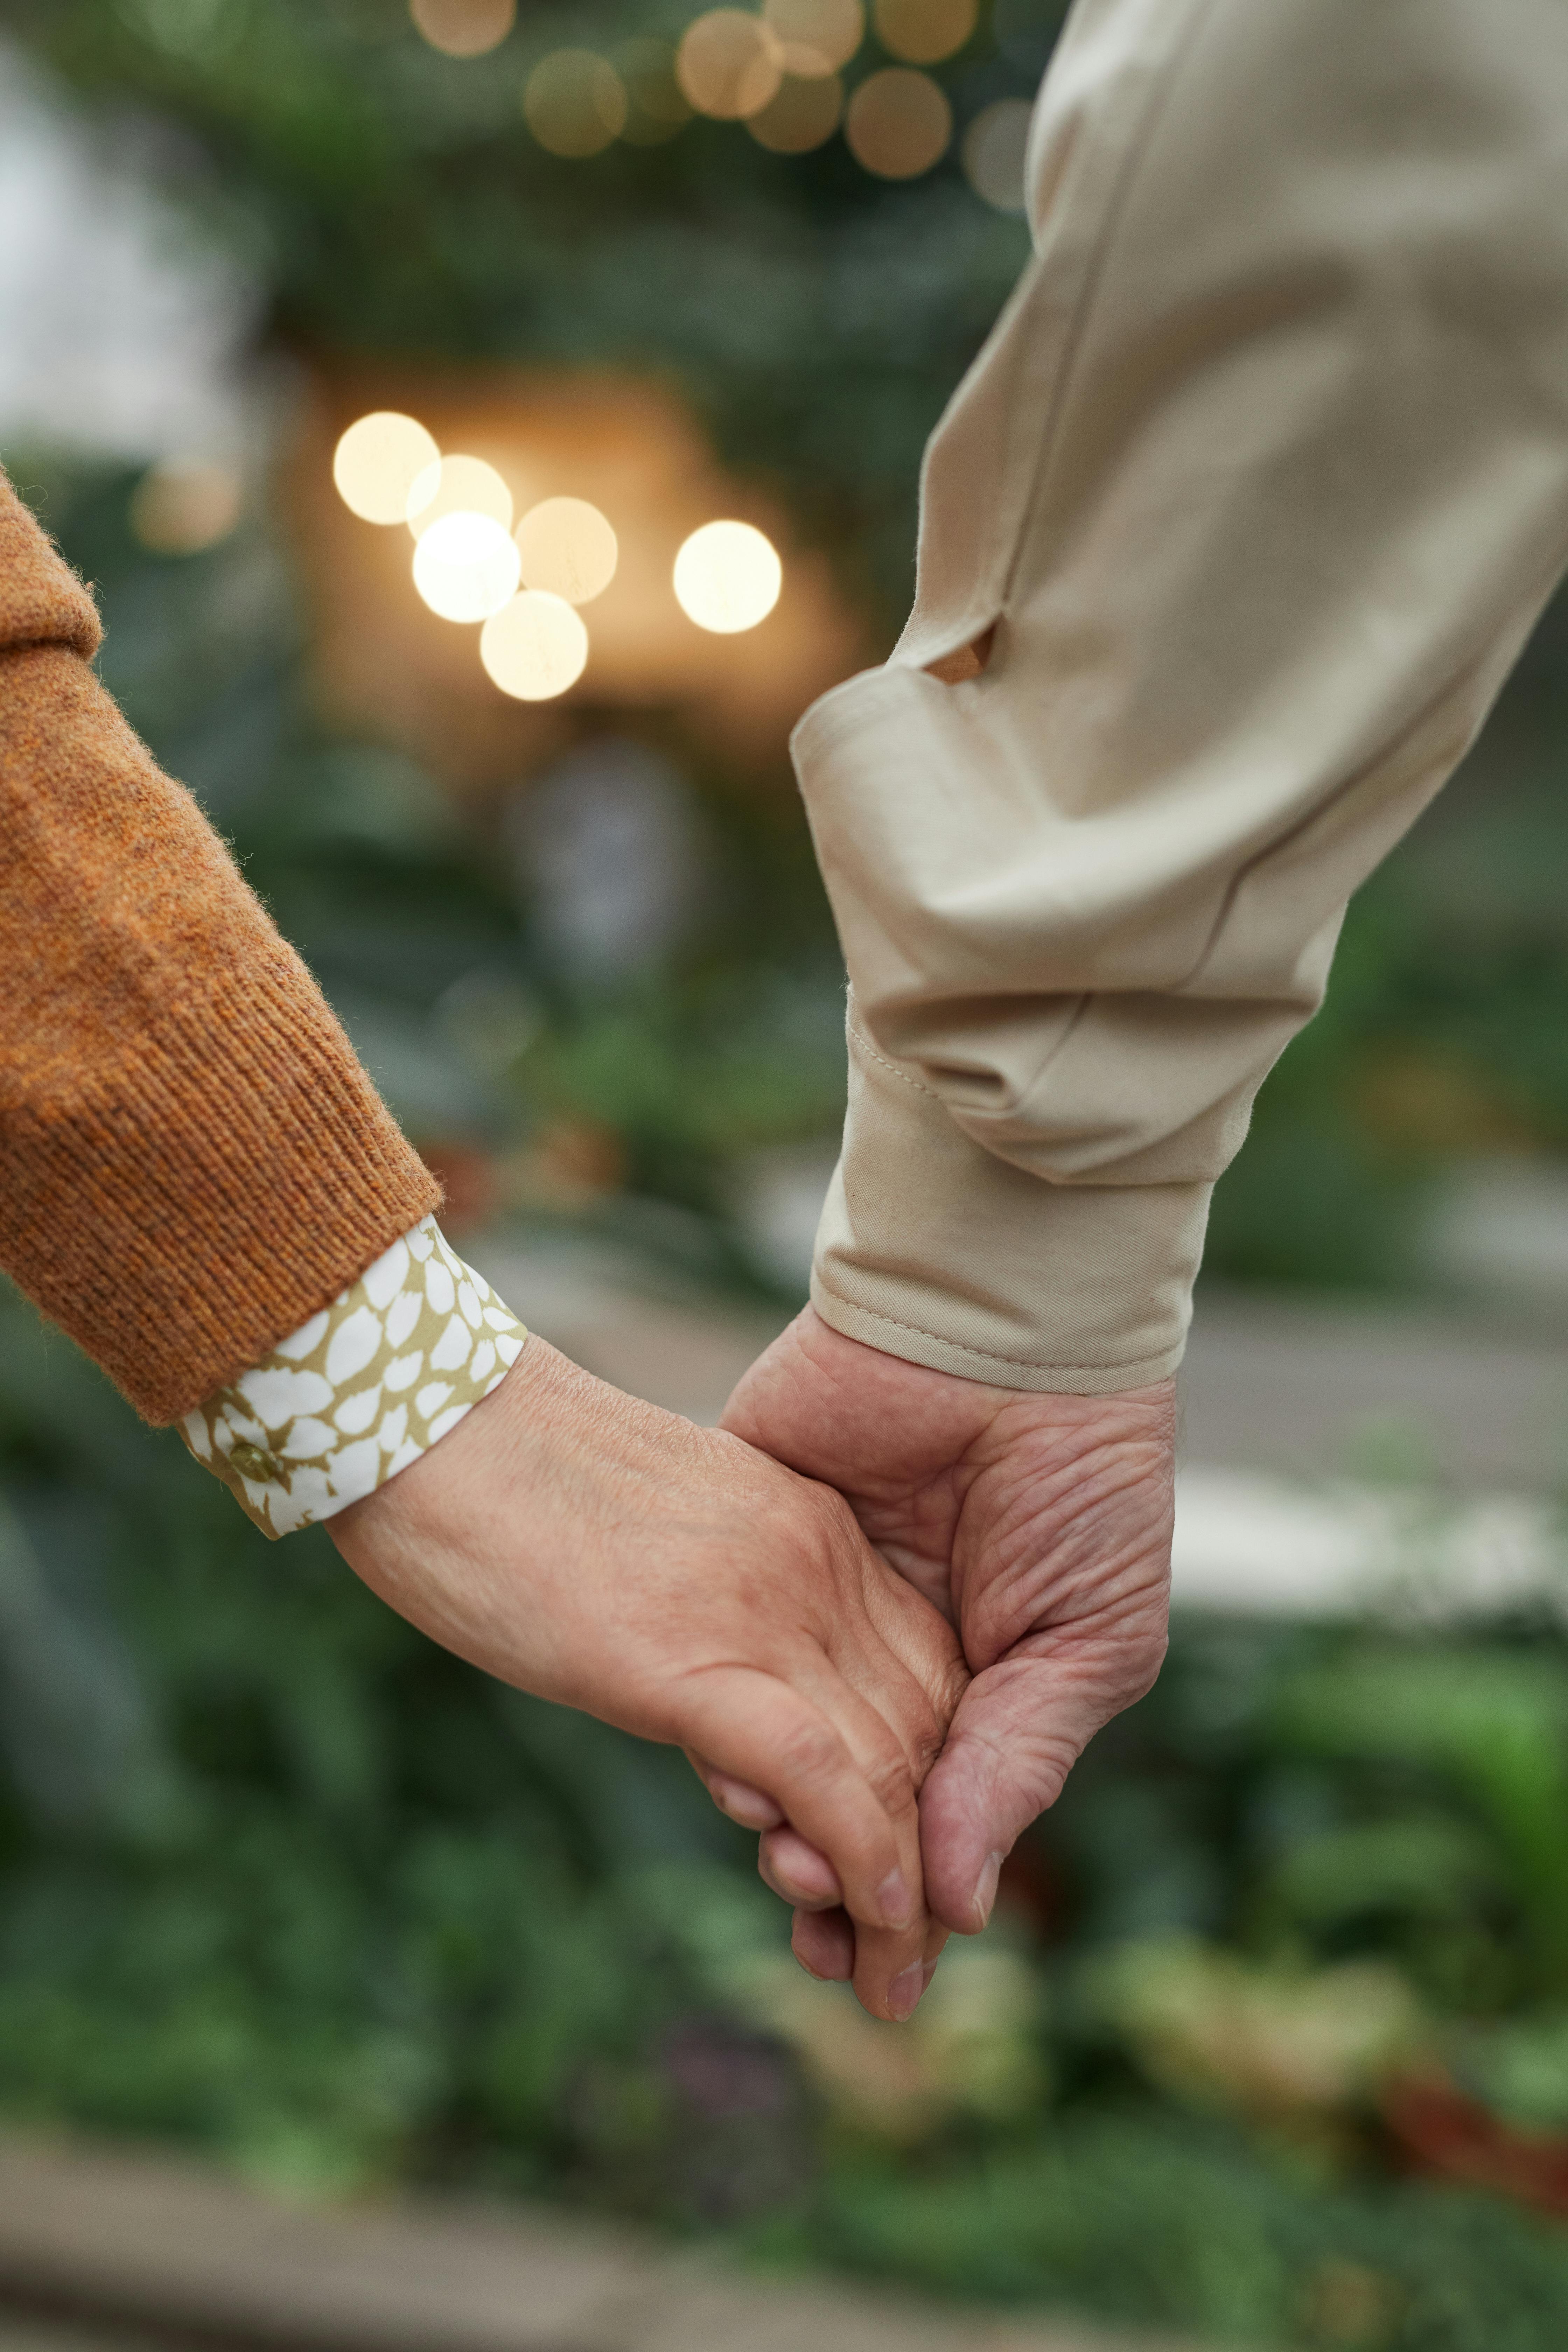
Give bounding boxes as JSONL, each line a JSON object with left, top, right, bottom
{"left": 796, "top": 0, "right": 1568, "bottom": 1393}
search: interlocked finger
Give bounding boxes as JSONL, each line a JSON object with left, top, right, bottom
{"left": 673, "top": 1661, "right": 930, "bottom": 2020}
{"left": 759, "top": 1823, "right": 841, "bottom": 1910}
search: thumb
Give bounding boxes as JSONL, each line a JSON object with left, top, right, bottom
{"left": 917, "top": 1634, "right": 1163, "bottom": 1935}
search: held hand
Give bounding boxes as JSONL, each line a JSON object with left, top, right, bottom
{"left": 328, "top": 1337, "right": 967, "bottom": 2022}
{"left": 721, "top": 1308, "right": 1173, "bottom": 1979}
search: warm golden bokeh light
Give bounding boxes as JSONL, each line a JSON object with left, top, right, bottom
{"left": 845, "top": 66, "right": 951, "bottom": 177}
{"left": 130, "top": 457, "right": 243, "bottom": 556}
{"left": 872, "top": 0, "right": 976, "bottom": 64}
{"left": 409, "top": 0, "right": 516, "bottom": 57}
{"left": 524, "top": 50, "right": 628, "bottom": 156}
{"left": 480, "top": 591, "right": 591, "bottom": 699}
{"left": 673, "top": 520, "right": 782, "bottom": 634}
{"left": 761, "top": 0, "right": 863, "bottom": 77}
{"left": 747, "top": 71, "right": 844, "bottom": 152}
{"left": 677, "top": 11, "right": 784, "bottom": 120}
{"left": 406, "top": 453, "right": 513, "bottom": 538}
{"left": 514, "top": 497, "right": 619, "bottom": 605}
{"left": 615, "top": 38, "right": 694, "bottom": 143}
{"left": 412, "top": 512, "right": 523, "bottom": 622}
{"left": 962, "top": 95, "right": 1032, "bottom": 211}
{"left": 333, "top": 412, "right": 441, "bottom": 525}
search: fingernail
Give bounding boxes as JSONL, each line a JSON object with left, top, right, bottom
{"left": 888, "top": 1962, "right": 925, "bottom": 2023}
{"left": 922, "top": 1958, "right": 940, "bottom": 1990}
{"left": 970, "top": 1850, "right": 1004, "bottom": 1930}
{"left": 714, "top": 1776, "right": 781, "bottom": 1830}
{"left": 877, "top": 1867, "right": 913, "bottom": 1929}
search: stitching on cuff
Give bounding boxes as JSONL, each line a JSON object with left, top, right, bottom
{"left": 814, "top": 1280, "right": 1176, "bottom": 1378}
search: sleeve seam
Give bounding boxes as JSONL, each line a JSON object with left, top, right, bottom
{"left": 846, "top": 1016, "right": 941, "bottom": 1099}
{"left": 814, "top": 1279, "right": 1172, "bottom": 1376}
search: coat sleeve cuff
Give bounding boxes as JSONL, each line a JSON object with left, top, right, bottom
{"left": 810, "top": 1015, "right": 1210, "bottom": 1394}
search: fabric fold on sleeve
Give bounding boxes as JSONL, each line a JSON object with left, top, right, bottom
{"left": 798, "top": 0, "right": 1568, "bottom": 1391}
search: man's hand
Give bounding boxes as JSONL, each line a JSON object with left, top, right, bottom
{"left": 328, "top": 1336, "right": 966, "bottom": 2022}
{"left": 721, "top": 1308, "right": 1173, "bottom": 1980}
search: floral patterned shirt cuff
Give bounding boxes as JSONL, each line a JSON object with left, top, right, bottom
{"left": 178, "top": 1217, "right": 526, "bottom": 1539}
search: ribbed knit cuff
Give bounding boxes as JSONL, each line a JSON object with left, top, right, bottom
{"left": 811, "top": 1018, "right": 1209, "bottom": 1393}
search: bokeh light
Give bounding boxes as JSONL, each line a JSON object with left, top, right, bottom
{"left": 872, "top": 0, "right": 976, "bottom": 65}
{"left": 673, "top": 520, "right": 782, "bottom": 634}
{"left": 480, "top": 592, "right": 590, "bottom": 699}
{"left": 677, "top": 11, "right": 783, "bottom": 120}
{"left": 615, "top": 38, "right": 693, "bottom": 143}
{"left": 409, "top": 0, "right": 515, "bottom": 57}
{"left": 747, "top": 72, "right": 844, "bottom": 152}
{"left": 844, "top": 66, "right": 951, "bottom": 177}
{"left": 333, "top": 411, "right": 441, "bottom": 525}
{"left": 514, "top": 498, "right": 619, "bottom": 605}
{"left": 412, "top": 512, "right": 522, "bottom": 621}
{"left": 962, "top": 96, "right": 1032, "bottom": 211}
{"left": 525, "top": 50, "right": 628, "bottom": 156}
{"left": 130, "top": 457, "right": 243, "bottom": 556}
{"left": 761, "top": 0, "right": 863, "bottom": 76}
{"left": 406, "top": 453, "right": 513, "bottom": 538}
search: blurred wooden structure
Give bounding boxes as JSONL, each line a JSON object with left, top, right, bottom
{"left": 0, "top": 2133, "right": 1205, "bottom": 2352}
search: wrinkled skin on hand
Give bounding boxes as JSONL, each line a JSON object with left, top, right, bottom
{"left": 721, "top": 1307, "right": 1175, "bottom": 1983}
{"left": 331, "top": 1336, "right": 967, "bottom": 2022}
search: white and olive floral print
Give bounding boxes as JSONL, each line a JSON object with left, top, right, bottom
{"left": 180, "top": 1217, "right": 526, "bottom": 1539}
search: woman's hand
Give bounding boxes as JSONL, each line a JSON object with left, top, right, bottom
{"left": 329, "top": 1336, "right": 967, "bottom": 2022}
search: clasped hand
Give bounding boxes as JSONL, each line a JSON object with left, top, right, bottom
{"left": 330, "top": 1313, "right": 1174, "bottom": 2023}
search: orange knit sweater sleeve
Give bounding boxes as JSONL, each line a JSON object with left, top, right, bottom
{"left": 0, "top": 468, "right": 441, "bottom": 1424}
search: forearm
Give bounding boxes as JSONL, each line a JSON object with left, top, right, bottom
{"left": 0, "top": 475, "right": 438, "bottom": 1422}
{"left": 800, "top": 0, "right": 1568, "bottom": 1387}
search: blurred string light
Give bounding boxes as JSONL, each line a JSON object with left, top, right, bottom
{"left": 409, "top": 0, "right": 515, "bottom": 56}
{"left": 333, "top": 411, "right": 441, "bottom": 524}
{"left": 525, "top": 49, "right": 628, "bottom": 155}
{"left": 332, "top": 414, "right": 782, "bottom": 692}
{"left": 616, "top": 39, "right": 694, "bottom": 143}
{"left": 507, "top": 0, "right": 977, "bottom": 176}
{"left": 762, "top": 0, "right": 863, "bottom": 74}
{"left": 845, "top": 65, "right": 951, "bottom": 176}
{"left": 673, "top": 520, "right": 782, "bottom": 632}
{"left": 962, "top": 96, "right": 1032, "bottom": 211}
{"left": 406, "top": 453, "right": 513, "bottom": 536}
{"left": 748, "top": 71, "right": 843, "bottom": 152}
{"left": 412, "top": 512, "right": 522, "bottom": 621}
{"left": 515, "top": 497, "right": 619, "bottom": 604}
{"left": 481, "top": 592, "right": 590, "bottom": 699}
{"left": 130, "top": 455, "right": 243, "bottom": 555}
{"left": 872, "top": 0, "right": 976, "bottom": 64}
{"left": 677, "top": 10, "right": 783, "bottom": 120}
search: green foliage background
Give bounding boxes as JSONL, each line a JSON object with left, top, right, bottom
{"left": 4, "top": 6, "right": 1568, "bottom": 2350}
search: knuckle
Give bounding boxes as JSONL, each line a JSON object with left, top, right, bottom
{"left": 804, "top": 1481, "right": 862, "bottom": 1555}
{"left": 863, "top": 1739, "right": 917, "bottom": 1818}
{"left": 907, "top": 1702, "right": 948, "bottom": 1786}
{"left": 775, "top": 1711, "right": 845, "bottom": 1787}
